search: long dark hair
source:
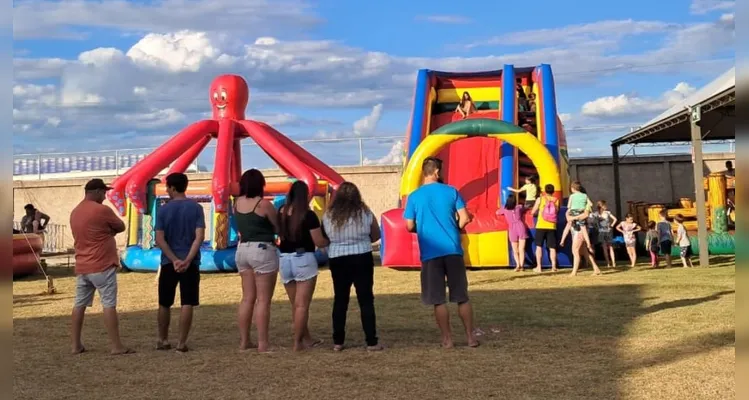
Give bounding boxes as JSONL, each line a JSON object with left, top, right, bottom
{"left": 460, "top": 91, "right": 471, "bottom": 106}
{"left": 504, "top": 194, "right": 518, "bottom": 210}
{"left": 327, "top": 182, "right": 369, "bottom": 229}
{"left": 239, "top": 169, "right": 265, "bottom": 198}
{"left": 279, "top": 181, "right": 309, "bottom": 241}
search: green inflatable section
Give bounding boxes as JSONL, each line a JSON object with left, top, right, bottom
{"left": 431, "top": 118, "right": 525, "bottom": 136}
{"left": 668, "top": 232, "right": 735, "bottom": 256}
{"left": 432, "top": 101, "right": 500, "bottom": 114}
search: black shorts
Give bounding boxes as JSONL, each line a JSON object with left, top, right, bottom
{"left": 534, "top": 228, "right": 557, "bottom": 249}
{"left": 660, "top": 240, "right": 672, "bottom": 255}
{"left": 158, "top": 262, "right": 200, "bottom": 308}
{"left": 420, "top": 255, "right": 469, "bottom": 305}
{"left": 679, "top": 245, "right": 693, "bottom": 258}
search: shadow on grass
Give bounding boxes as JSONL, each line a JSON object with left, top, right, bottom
{"left": 13, "top": 273, "right": 735, "bottom": 400}
{"left": 642, "top": 290, "right": 735, "bottom": 314}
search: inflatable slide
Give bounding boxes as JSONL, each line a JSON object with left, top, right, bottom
{"left": 380, "top": 65, "right": 572, "bottom": 268}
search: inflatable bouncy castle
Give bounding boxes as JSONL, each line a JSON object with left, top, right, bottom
{"left": 112, "top": 74, "right": 343, "bottom": 272}
{"left": 381, "top": 65, "right": 572, "bottom": 268}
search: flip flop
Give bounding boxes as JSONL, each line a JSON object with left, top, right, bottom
{"left": 175, "top": 346, "right": 189, "bottom": 353}
{"left": 310, "top": 339, "right": 324, "bottom": 348}
{"left": 366, "top": 344, "right": 384, "bottom": 352}
{"left": 468, "top": 341, "right": 481, "bottom": 348}
{"left": 112, "top": 348, "right": 136, "bottom": 356}
{"left": 72, "top": 347, "right": 86, "bottom": 355}
{"left": 333, "top": 344, "right": 344, "bottom": 352}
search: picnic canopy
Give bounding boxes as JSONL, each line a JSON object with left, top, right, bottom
{"left": 610, "top": 67, "right": 735, "bottom": 267}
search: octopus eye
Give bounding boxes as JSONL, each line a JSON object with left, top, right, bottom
{"left": 220, "top": 90, "right": 227, "bottom": 101}
{"left": 213, "top": 92, "right": 218, "bottom": 100}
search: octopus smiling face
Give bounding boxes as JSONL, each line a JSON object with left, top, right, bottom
{"left": 209, "top": 74, "right": 249, "bottom": 120}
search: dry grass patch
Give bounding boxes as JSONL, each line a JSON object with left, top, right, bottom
{"left": 14, "top": 256, "right": 735, "bottom": 400}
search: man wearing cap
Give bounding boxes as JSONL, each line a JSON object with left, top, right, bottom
{"left": 69, "top": 178, "right": 134, "bottom": 355}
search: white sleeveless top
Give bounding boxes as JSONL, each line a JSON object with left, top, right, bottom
{"left": 322, "top": 210, "right": 374, "bottom": 259}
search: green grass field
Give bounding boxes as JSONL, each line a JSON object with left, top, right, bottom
{"left": 13, "top": 257, "right": 735, "bottom": 400}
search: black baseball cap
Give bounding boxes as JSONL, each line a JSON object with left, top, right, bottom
{"left": 85, "top": 178, "right": 112, "bottom": 191}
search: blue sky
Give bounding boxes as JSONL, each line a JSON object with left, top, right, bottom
{"left": 12, "top": 0, "right": 735, "bottom": 168}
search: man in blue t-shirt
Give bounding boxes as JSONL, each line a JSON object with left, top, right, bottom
{"left": 154, "top": 172, "right": 206, "bottom": 352}
{"left": 404, "top": 156, "right": 479, "bottom": 349}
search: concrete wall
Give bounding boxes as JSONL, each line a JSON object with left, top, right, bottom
{"left": 14, "top": 153, "right": 734, "bottom": 251}
{"left": 569, "top": 152, "right": 735, "bottom": 214}
{"left": 13, "top": 165, "right": 402, "bottom": 250}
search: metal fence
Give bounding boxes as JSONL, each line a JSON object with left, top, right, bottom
{"left": 13, "top": 136, "right": 404, "bottom": 180}
{"left": 13, "top": 222, "right": 69, "bottom": 254}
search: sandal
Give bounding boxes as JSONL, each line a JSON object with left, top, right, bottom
{"left": 366, "top": 344, "right": 384, "bottom": 352}
{"left": 156, "top": 342, "right": 172, "bottom": 351}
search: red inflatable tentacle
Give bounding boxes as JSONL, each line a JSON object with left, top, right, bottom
{"left": 262, "top": 123, "right": 345, "bottom": 189}
{"left": 163, "top": 134, "right": 211, "bottom": 181}
{"left": 231, "top": 137, "right": 243, "bottom": 184}
{"left": 123, "top": 120, "right": 218, "bottom": 213}
{"left": 212, "top": 119, "right": 235, "bottom": 213}
{"left": 240, "top": 120, "right": 317, "bottom": 200}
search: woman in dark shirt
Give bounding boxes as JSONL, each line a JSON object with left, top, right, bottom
{"left": 277, "top": 181, "right": 329, "bottom": 351}
{"left": 234, "top": 169, "right": 279, "bottom": 353}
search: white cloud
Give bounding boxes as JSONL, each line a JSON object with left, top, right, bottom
{"left": 13, "top": 0, "right": 322, "bottom": 40}
{"left": 363, "top": 140, "right": 403, "bottom": 166}
{"left": 114, "top": 108, "right": 187, "bottom": 129}
{"left": 248, "top": 113, "right": 343, "bottom": 128}
{"left": 416, "top": 15, "right": 472, "bottom": 24}
{"left": 126, "top": 31, "right": 224, "bottom": 73}
{"left": 353, "top": 104, "right": 383, "bottom": 136}
{"left": 316, "top": 104, "right": 384, "bottom": 139}
{"left": 11, "top": 4, "right": 735, "bottom": 154}
{"left": 581, "top": 82, "right": 697, "bottom": 118}
{"left": 690, "top": 0, "right": 734, "bottom": 14}
{"left": 467, "top": 19, "right": 678, "bottom": 48}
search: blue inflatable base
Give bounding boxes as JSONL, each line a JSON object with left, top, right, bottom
{"left": 122, "top": 244, "right": 329, "bottom": 273}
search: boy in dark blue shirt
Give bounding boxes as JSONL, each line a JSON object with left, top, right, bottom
{"left": 404, "top": 157, "right": 478, "bottom": 349}
{"left": 154, "top": 172, "right": 206, "bottom": 352}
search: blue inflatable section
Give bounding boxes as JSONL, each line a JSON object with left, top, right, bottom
{"left": 122, "top": 191, "right": 330, "bottom": 273}
{"left": 123, "top": 244, "right": 329, "bottom": 273}
{"left": 122, "top": 244, "right": 238, "bottom": 272}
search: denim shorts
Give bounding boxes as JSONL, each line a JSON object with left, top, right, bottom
{"left": 74, "top": 266, "right": 118, "bottom": 308}
{"left": 279, "top": 252, "right": 318, "bottom": 285}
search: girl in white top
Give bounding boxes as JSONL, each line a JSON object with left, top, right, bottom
{"left": 674, "top": 214, "right": 694, "bottom": 268}
{"left": 321, "top": 182, "right": 383, "bottom": 352}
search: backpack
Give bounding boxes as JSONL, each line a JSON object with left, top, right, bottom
{"left": 541, "top": 195, "right": 558, "bottom": 223}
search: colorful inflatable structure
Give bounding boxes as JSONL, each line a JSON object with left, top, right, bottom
{"left": 381, "top": 65, "right": 572, "bottom": 268}
{"left": 112, "top": 75, "right": 343, "bottom": 272}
